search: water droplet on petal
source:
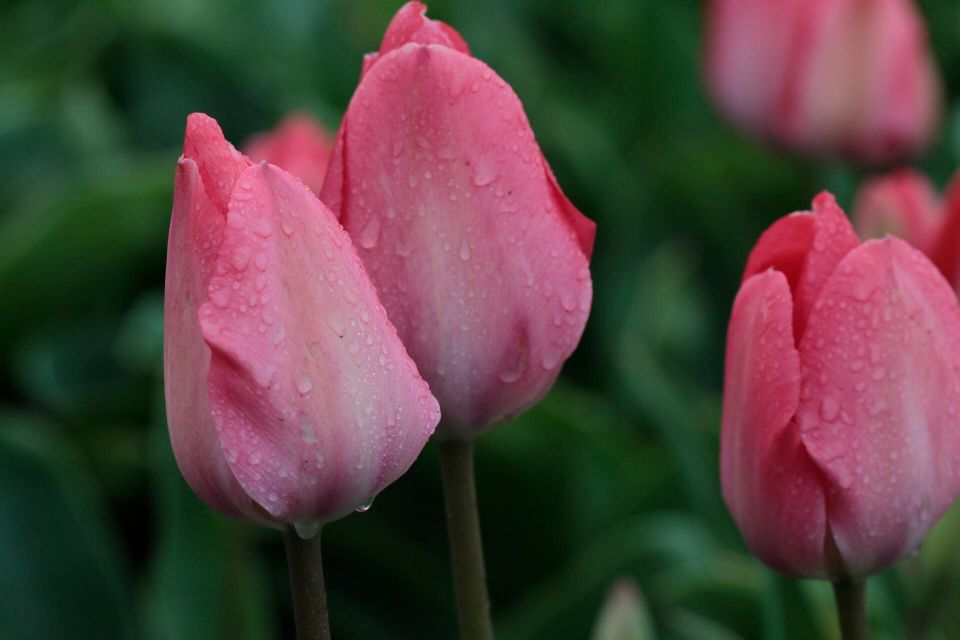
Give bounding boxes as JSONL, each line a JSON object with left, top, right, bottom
{"left": 355, "top": 496, "right": 375, "bottom": 513}
{"left": 297, "top": 374, "right": 313, "bottom": 394}
{"left": 359, "top": 216, "right": 381, "bottom": 249}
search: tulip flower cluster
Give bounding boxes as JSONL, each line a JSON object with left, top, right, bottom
{"left": 158, "top": 0, "right": 960, "bottom": 637}
{"left": 163, "top": 2, "right": 593, "bottom": 637}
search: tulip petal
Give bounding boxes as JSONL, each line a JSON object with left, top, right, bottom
{"left": 182, "top": 113, "right": 251, "bottom": 214}
{"left": 321, "top": 42, "right": 594, "bottom": 437}
{"left": 199, "top": 163, "right": 440, "bottom": 523}
{"left": 930, "top": 173, "right": 960, "bottom": 289}
{"left": 164, "top": 154, "right": 262, "bottom": 522}
{"left": 743, "top": 192, "right": 858, "bottom": 339}
{"left": 379, "top": 1, "right": 470, "bottom": 56}
{"left": 721, "top": 270, "right": 827, "bottom": 577}
{"left": 362, "top": 1, "right": 470, "bottom": 76}
{"left": 852, "top": 169, "right": 941, "bottom": 253}
{"left": 796, "top": 237, "right": 960, "bottom": 576}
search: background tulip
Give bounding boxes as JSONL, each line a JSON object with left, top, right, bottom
{"left": 321, "top": 1, "right": 595, "bottom": 441}
{"left": 704, "top": 0, "right": 942, "bottom": 164}
{"left": 723, "top": 192, "right": 960, "bottom": 579}
{"left": 245, "top": 113, "right": 332, "bottom": 197}
{"left": 164, "top": 113, "right": 440, "bottom": 527}
{"left": 852, "top": 169, "right": 941, "bottom": 253}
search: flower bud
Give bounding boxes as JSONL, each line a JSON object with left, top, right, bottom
{"left": 321, "top": 2, "right": 595, "bottom": 441}
{"left": 722, "top": 192, "right": 960, "bottom": 578}
{"left": 164, "top": 113, "right": 439, "bottom": 527}
{"left": 245, "top": 113, "right": 332, "bottom": 196}
{"left": 852, "top": 169, "right": 941, "bottom": 253}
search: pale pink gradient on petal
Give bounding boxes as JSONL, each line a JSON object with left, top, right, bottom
{"left": 796, "top": 237, "right": 960, "bottom": 576}
{"left": 322, "top": 5, "right": 594, "bottom": 440}
{"left": 245, "top": 113, "right": 333, "bottom": 196}
{"left": 852, "top": 169, "right": 941, "bottom": 253}
{"left": 721, "top": 270, "right": 827, "bottom": 577}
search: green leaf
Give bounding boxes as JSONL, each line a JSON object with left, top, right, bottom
{"left": 0, "top": 411, "right": 136, "bottom": 640}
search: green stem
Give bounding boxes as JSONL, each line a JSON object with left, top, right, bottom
{"left": 283, "top": 527, "right": 332, "bottom": 640}
{"left": 437, "top": 440, "right": 494, "bottom": 640}
{"left": 832, "top": 579, "right": 869, "bottom": 640}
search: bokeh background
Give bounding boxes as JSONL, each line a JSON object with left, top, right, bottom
{"left": 5, "top": 1, "right": 960, "bottom": 638}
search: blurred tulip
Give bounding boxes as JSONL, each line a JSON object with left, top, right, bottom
{"left": 321, "top": 1, "right": 595, "bottom": 441}
{"left": 164, "top": 113, "right": 440, "bottom": 528}
{"left": 704, "top": 0, "right": 942, "bottom": 164}
{"left": 245, "top": 113, "right": 332, "bottom": 196}
{"left": 928, "top": 175, "right": 960, "bottom": 290}
{"left": 722, "top": 192, "right": 960, "bottom": 578}
{"left": 852, "top": 169, "right": 941, "bottom": 253}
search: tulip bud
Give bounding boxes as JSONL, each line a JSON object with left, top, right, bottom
{"left": 321, "top": 2, "right": 595, "bottom": 441}
{"left": 164, "top": 113, "right": 440, "bottom": 528}
{"left": 245, "top": 113, "right": 332, "bottom": 196}
{"left": 852, "top": 169, "right": 941, "bottom": 253}
{"left": 704, "top": 0, "right": 942, "bottom": 164}
{"left": 722, "top": 192, "right": 960, "bottom": 578}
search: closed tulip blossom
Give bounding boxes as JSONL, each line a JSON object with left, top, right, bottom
{"left": 852, "top": 169, "right": 941, "bottom": 254}
{"left": 704, "top": 0, "right": 942, "bottom": 164}
{"left": 852, "top": 169, "right": 960, "bottom": 293}
{"left": 322, "top": 1, "right": 595, "bottom": 442}
{"left": 165, "top": 113, "right": 438, "bottom": 527}
{"left": 320, "top": 3, "right": 594, "bottom": 637}
{"left": 723, "top": 192, "right": 960, "bottom": 633}
{"left": 165, "top": 113, "right": 440, "bottom": 638}
{"left": 245, "top": 112, "right": 332, "bottom": 196}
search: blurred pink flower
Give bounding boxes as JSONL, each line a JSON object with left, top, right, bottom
{"left": 164, "top": 113, "right": 439, "bottom": 528}
{"left": 705, "top": 0, "right": 942, "bottom": 164}
{"left": 245, "top": 113, "right": 332, "bottom": 196}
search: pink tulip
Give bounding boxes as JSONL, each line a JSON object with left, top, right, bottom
{"left": 704, "top": 0, "right": 942, "bottom": 164}
{"left": 245, "top": 113, "right": 332, "bottom": 196}
{"left": 164, "top": 113, "right": 440, "bottom": 527}
{"left": 321, "top": 2, "right": 595, "bottom": 441}
{"left": 852, "top": 169, "right": 941, "bottom": 254}
{"left": 722, "top": 192, "right": 960, "bottom": 578}
{"left": 929, "top": 176, "right": 960, "bottom": 290}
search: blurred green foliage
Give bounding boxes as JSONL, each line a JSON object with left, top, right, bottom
{"left": 4, "top": 0, "right": 960, "bottom": 638}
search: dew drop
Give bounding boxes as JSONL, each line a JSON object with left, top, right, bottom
{"left": 820, "top": 397, "right": 840, "bottom": 422}
{"left": 297, "top": 374, "right": 313, "bottom": 394}
{"left": 359, "top": 216, "right": 381, "bottom": 249}
{"left": 355, "top": 496, "right": 375, "bottom": 513}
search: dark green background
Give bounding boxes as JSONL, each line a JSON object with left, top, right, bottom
{"left": 3, "top": 1, "right": 960, "bottom": 638}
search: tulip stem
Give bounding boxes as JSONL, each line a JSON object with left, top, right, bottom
{"left": 437, "top": 440, "right": 494, "bottom": 640}
{"left": 283, "top": 527, "right": 332, "bottom": 640}
{"left": 832, "top": 579, "right": 869, "bottom": 640}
